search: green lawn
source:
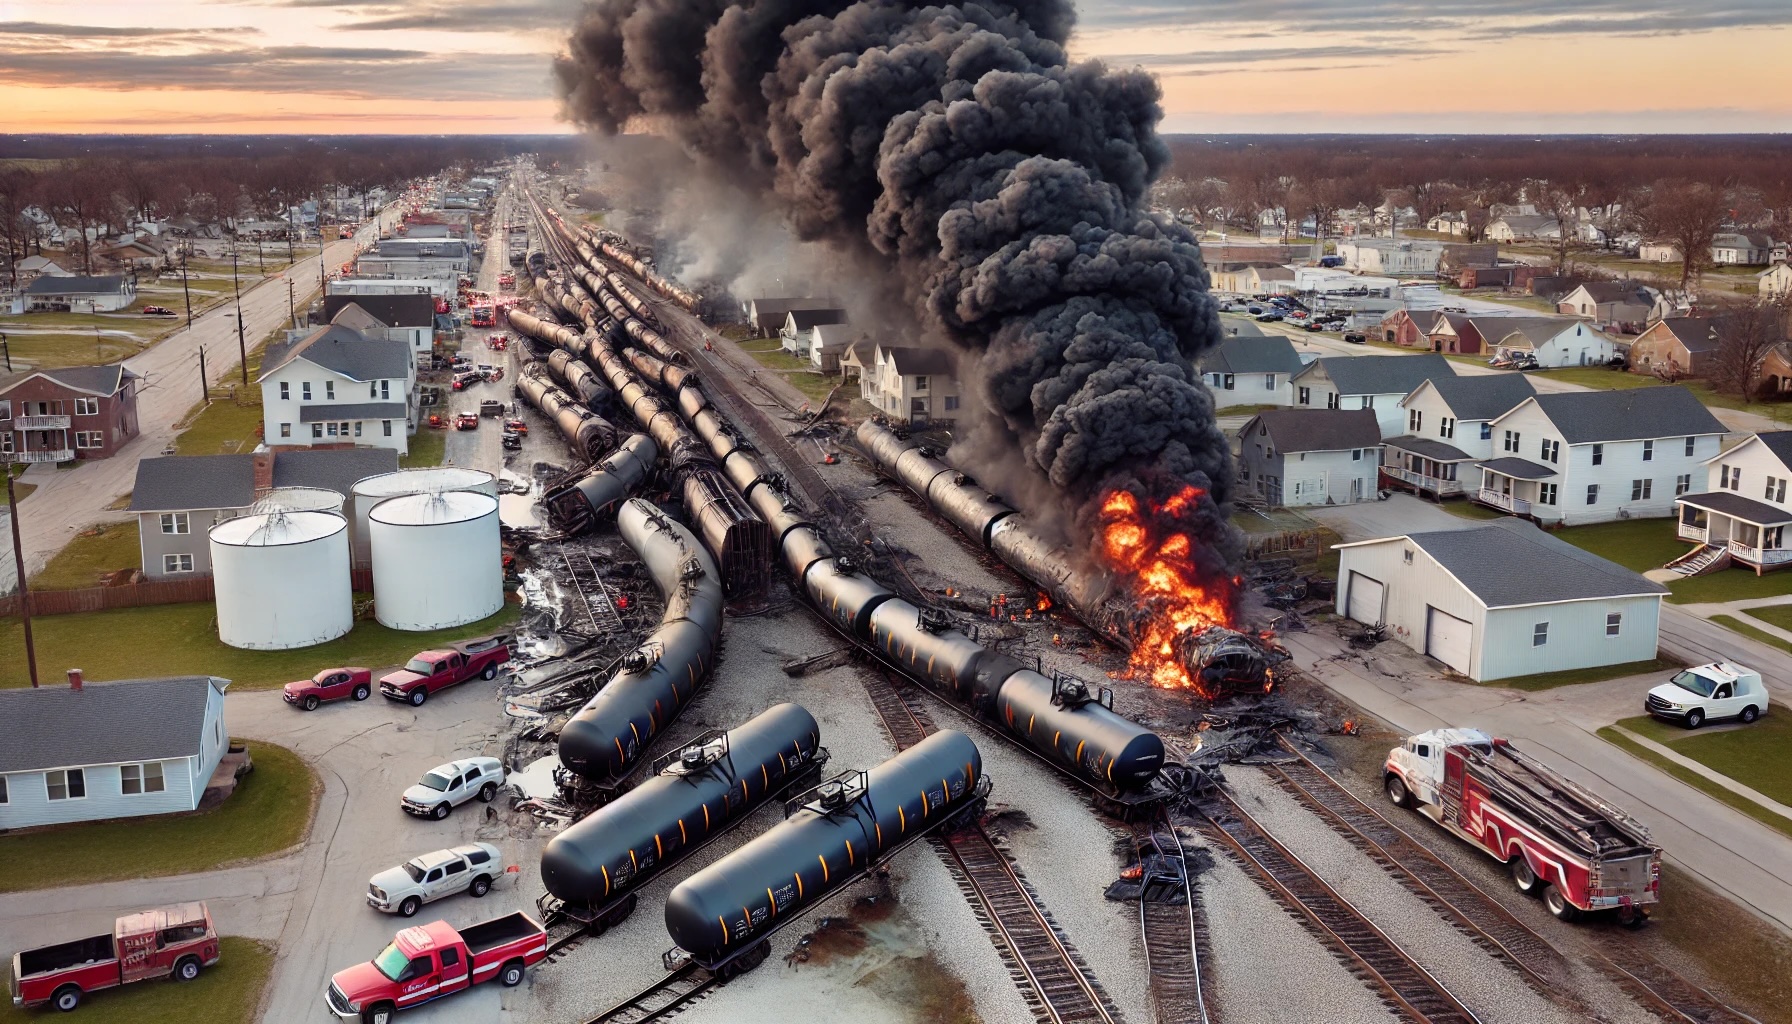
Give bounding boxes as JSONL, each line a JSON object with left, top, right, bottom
{"left": 1438, "top": 501, "right": 1509, "bottom": 521}
{"left": 1745, "top": 604, "right": 1792, "bottom": 631}
{"left": 0, "top": 602, "right": 519, "bottom": 690}
{"left": 401, "top": 426, "right": 447, "bottom": 468}
{"left": 1487, "top": 657, "right": 1681, "bottom": 693}
{"left": 1669, "top": 569, "right": 1792, "bottom": 605}
{"left": 4, "top": 464, "right": 34, "bottom": 504}
{"left": 172, "top": 400, "right": 263, "bottom": 456}
{"left": 1598, "top": 710, "right": 1792, "bottom": 840}
{"left": 0, "top": 936, "right": 273, "bottom": 1023}
{"left": 0, "top": 332, "right": 149, "bottom": 369}
{"left": 0, "top": 742, "right": 316, "bottom": 893}
{"left": 1713, "top": 614, "right": 1792, "bottom": 654}
{"left": 1530, "top": 366, "right": 1663, "bottom": 391}
{"left": 29, "top": 520, "right": 140, "bottom": 590}
{"left": 1553, "top": 520, "right": 1686, "bottom": 573}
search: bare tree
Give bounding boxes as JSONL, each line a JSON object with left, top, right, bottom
{"left": 1708, "top": 300, "right": 1792, "bottom": 399}
{"left": 1642, "top": 181, "right": 1729, "bottom": 291}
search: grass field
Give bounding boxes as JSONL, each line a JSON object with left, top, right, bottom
{"left": 1745, "top": 604, "right": 1792, "bottom": 631}
{"left": 1553, "top": 520, "right": 1792, "bottom": 603}
{"left": 29, "top": 520, "right": 140, "bottom": 590}
{"left": 0, "top": 602, "right": 519, "bottom": 689}
{"left": 735, "top": 337, "right": 841, "bottom": 404}
{"left": 1599, "top": 709, "right": 1792, "bottom": 839}
{"left": 401, "top": 426, "right": 447, "bottom": 468}
{"left": 1530, "top": 366, "right": 1663, "bottom": 391}
{"left": 1671, "top": 568, "right": 1792, "bottom": 605}
{"left": 0, "top": 331, "right": 149, "bottom": 369}
{"left": 0, "top": 742, "right": 316, "bottom": 893}
{"left": 172, "top": 399, "right": 264, "bottom": 456}
{"left": 1488, "top": 657, "right": 1681, "bottom": 692}
{"left": 0, "top": 936, "right": 274, "bottom": 1023}
{"left": 1438, "top": 501, "right": 1508, "bottom": 520}
{"left": 1713, "top": 614, "right": 1792, "bottom": 654}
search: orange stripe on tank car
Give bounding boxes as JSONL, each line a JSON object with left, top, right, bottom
{"left": 703, "top": 804, "right": 711, "bottom": 830}
{"left": 795, "top": 873, "right": 804, "bottom": 899}
{"left": 602, "top": 865, "right": 611, "bottom": 897}
{"left": 740, "top": 778, "right": 749, "bottom": 802}
{"left": 1076, "top": 739, "right": 1085, "bottom": 763}
{"left": 921, "top": 790, "right": 930, "bottom": 816}
{"left": 679, "top": 819, "right": 687, "bottom": 843}
{"left": 613, "top": 737, "right": 625, "bottom": 762}
{"left": 719, "top": 917, "right": 729, "bottom": 944}
{"left": 1027, "top": 713, "right": 1035, "bottom": 735}
{"left": 818, "top": 854, "right": 829, "bottom": 883}
{"left": 766, "top": 889, "right": 776, "bottom": 917}
{"left": 655, "top": 834, "right": 663, "bottom": 858}
{"left": 761, "top": 764, "right": 769, "bottom": 789}
{"left": 899, "top": 806, "right": 907, "bottom": 833}
{"left": 630, "top": 722, "right": 642, "bottom": 746}
{"left": 876, "top": 822, "right": 883, "bottom": 848}
{"left": 630, "top": 850, "right": 638, "bottom": 871}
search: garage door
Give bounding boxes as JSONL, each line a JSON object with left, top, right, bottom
{"left": 1426, "top": 607, "right": 1472, "bottom": 674}
{"left": 1345, "top": 572, "right": 1384, "bottom": 625}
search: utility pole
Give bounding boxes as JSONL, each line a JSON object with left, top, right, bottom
{"left": 288, "top": 279, "right": 296, "bottom": 329}
{"left": 198, "top": 345, "right": 209, "bottom": 406}
{"left": 180, "top": 249, "right": 193, "bottom": 329}
{"left": 0, "top": 331, "right": 10, "bottom": 373}
{"left": 7, "top": 471, "right": 39, "bottom": 688}
{"left": 232, "top": 251, "right": 248, "bottom": 386}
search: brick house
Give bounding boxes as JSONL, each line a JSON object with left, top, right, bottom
{"left": 1379, "top": 309, "right": 1428, "bottom": 347}
{"left": 0, "top": 363, "right": 142, "bottom": 464}
{"left": 1629, "top": 317, "right": 1727, "bottom": 378}
{"left": 1425, "top": 312, "right": 1486, "bottom": 355}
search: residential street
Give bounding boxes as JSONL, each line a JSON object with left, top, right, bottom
{"left": 0, "top": 206, "right": 404, "bottom": 594}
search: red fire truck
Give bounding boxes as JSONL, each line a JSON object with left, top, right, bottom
{"left": 1385, "top": 729, "right": 1660, "bottom": 924}
{"left": 10, "top": 903, "right": 221, "bottom": 1012}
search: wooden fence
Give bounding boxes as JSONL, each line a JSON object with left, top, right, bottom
{"left": 2, "top": 569, "right": 374, "bottom": 618}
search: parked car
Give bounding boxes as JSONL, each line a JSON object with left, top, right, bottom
{"left": 283, "top": 667, "right": 373, "bottom": 711}
{"left": 454, "top": 413, "right": 479, "bottom": 430}
{"left": 141, "top": 305, "right": 174, "bottom": 316}
{"left": 1301, "top": 320, "right": 1327, "bottom": 332}
{"left": 1254, "top": 312, "right": 1284, "bottom": 322}
{"left": 379, "top": 634, "right": 512, "bottom": 706}
{"left": 400, "top": 757, "right": 508, "bottom": 820}
{"left": 503, "top": 418, "right": 528, "bottom": 435}
{"left": 10, "top": 903, "right": 220, "bottom": 1012}
{"left": 501, "top": 433, "right": 522, "bottom": 451}
{"left": 1645, "top": 662, "right": 1767, "bottom": 728}
{"left": 479, "top": 399, "right": 505, "bottom": 418}
{"left": 452, "top": 372, "right": 481, "bottom": 391}
{"left": 1343, "top": 333, "right": 1367, "bottom": 345}
{"left": 325, "top": 913, "right": 544, "bottom": 1023}
{"left": 368, "top": 843, "right": 510, "bottom": 917}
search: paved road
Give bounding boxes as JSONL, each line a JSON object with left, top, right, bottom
{"left": 0, "top": 206, "right": 406, "bottom": 595}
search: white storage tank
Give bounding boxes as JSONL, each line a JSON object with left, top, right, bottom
{"left": 350, "top": 469, "right": 497, "bottom": 566}
{"left": 251, "top": 486, "right": 345, "bottom": 516}
{"left": 210, "top": 511, "right": 353, "bottom": 650}
{"left": 369, "top": 490, "right": 503, "bottom": 631}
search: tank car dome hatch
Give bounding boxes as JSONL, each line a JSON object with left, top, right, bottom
{"left": 368, "top": 490, "right": 503, "bottom": 631}
{"left": 210, "top": 510, "right": 353, "bottom": 650}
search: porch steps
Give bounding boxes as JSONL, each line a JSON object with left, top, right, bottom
{"left": 1665, "top": 544, "right": 1730, "bottom": 577}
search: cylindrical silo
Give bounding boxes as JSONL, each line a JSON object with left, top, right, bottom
{"left": 369, "top": 490, "right": 503, "bottom": 631}
{"left": 210, "top": 511, "right": 353, "bottom": 650}
{"left": 251, "top": 486, "right": 346, "bottom": 516}
{"left": 349, "top": 469, "right": 497, "bottom": 567}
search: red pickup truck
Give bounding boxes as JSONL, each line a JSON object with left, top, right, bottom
{"left": 10, "top": 902, "right": 220, "bottom": 1012}
{"left": 379, "top": 635, "right": 511, "bottom": 707}
{"left": 324, "top": 913, "right": 546, "bottom": 1023}
{"left": 283, "top": 667, "right": 373, "bottom": 710}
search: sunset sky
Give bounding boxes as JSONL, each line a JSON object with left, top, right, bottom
{"left": 4, "top": 0, "right": 1791, "bottom": 134}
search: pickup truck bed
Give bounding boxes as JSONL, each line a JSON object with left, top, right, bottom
{"left": 17, "top": 935, "right": 113, "bottom": 978}
{"left": 461, "top": 913, "right": 539, "bottom": 956}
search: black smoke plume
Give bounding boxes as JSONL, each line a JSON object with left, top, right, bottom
{"left": 555, "top": 0, "right": 1240, "bottom": 584}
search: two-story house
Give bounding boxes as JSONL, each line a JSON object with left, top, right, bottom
{"left": 780, "top": 308, "right": 847, "bottom": 358}
{"left": 257, "top": 325, "right": 415, "bottom": 455}
{"left": 0, "top": 363, "right": 142, "bottom": 464}
{"left": 322, "top": 294, "right": 437, "bottom": 356}
{"left": 861, "top": 345, "right": 961, "bottom": 426}
{"left": 1237, "top": 408, "right": 1382, "bottom": 507}
{"left": 1383, "top": 374, "right": 1537, "bottom": 499}
{"left": 1673, "top": 431, "right": 1792, "bottom": 575}
{"left": 1288, "top": 354, "right": 1455, "bottom": 437}
{"left": 743, "top": 297, "right": 835, "bottom": 338}
{"left": 1554, "top": 281, "right": 1658, "bottom": 329}
{"left": 1476, "top": 386, "right": 1726, "bottom": 524}
{"left": 0, "top": 673, "right": 232, "bottom": 830}
{"left": 1481, "top": 317, "right": 1623, "bottom": 368}
{"left": 1199, "top": 335, "right": 1304, "bottom": 409}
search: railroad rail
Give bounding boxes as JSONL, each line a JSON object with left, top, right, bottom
{"left": 1195, "top": 786, "right": 1482, "bottom": 1024}
{"left": 1132, "top": 817, "right": 1210, "bottom": 1024}
{"left": 1266, "top": 739, "right": 1760, "bottom": 1024}
{"left": 584, "top": 962, "right": 717, "bottom": 1024}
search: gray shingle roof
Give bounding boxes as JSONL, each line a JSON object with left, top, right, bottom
{"left": 373, "top": 239, "right": 468, "bottom": 258}
{"left": 1411, "top": 373, "right": 1536, "bottom": 421}
{"left": 22, "top": 274, "right": 128, "bottom": 296}
{"left": 787, "top": 308, "right": 847, "bottom": 330}
{"left": 0, "top": 676, "right": 228, "bottom": 774}
{"left": 259, "top": 325, "right": 410, "bottom": 383}
{"left": 298, "top": 401, "right": 407, "bottom": 423}
{"left": 324, "top": 293, "right": 436, "bottom": 329}
{"left": 1201, "top": 336, "right": 1304, "bottom": 376}
{"left": 0, "top": 363, "right": 134, "bottom": 400}
{"left": 1478, "top": 457, "right": 1558, "bottom": 480}
{"left": 1245, "top": 408, "right": 1383, "bottom": 453}
{"left": 1676, "top": 491, "right": 1792, "bottom": 526}
{"left": 1401, "top": 519, "right": 1667, "bottom": 608}
{"left": 1298, "top": 354, "right": 1455, "bottom": 397}
{"left": 128, "top": 454, "right": 255, "bottom": 512}
{"left": 272, "top": 447, "right": 398, "bottom": 495}
{"left": 1652, "top": 316, "right": 1729, "bottom": 355}
{"left": 1383, "top": 435, "right": 1473, "bottom": 461}
{"left": 1753, "top": 431, "right": 1792, "bottom": 467}
{"left": 1524, "top": 386, "right": 1724, "bottom": 443}
{"left": 883, "top": 346, "right": 956, "bottom": 377}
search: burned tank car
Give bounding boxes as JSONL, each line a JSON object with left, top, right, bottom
{"left": 802, "top": 557, "right": 897, "bottom": 636}
{"left": 559, "top": 500, "right": 726, "bottom": 784}
{"left": 995, "top": 670, "right": 1164, "bottom": 793}
{"left": 542, "top": 703, "right": 823, "bottom": 912}
{"left": 665, "top": 730, "right": 984, "bottom": 968}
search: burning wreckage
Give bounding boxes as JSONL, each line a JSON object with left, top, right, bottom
{"left": 856, "top": 421, "right": 1288, "bottom": 700}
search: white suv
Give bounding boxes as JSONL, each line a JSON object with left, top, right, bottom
{"left": 367, "top": 842, "right": 509, "bottom": 917}
{"left": 400, "top": 756, "right": 507, "bottom": 820}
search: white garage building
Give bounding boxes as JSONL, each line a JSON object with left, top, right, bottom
{"left": 1334, "top": 519, "right": 1666, "bottom": 682}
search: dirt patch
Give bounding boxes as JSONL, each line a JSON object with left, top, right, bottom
{"left": 856, "top": 951, "right": 981, "bottom": 1024}
{"left": 786, "top": 890, "right": 898, "bottom": 968}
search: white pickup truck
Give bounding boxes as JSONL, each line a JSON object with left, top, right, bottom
{"left": 400, "top": 756, "right": 507, "bottom": 820}
{"left": 1645, "top": 662, "right": 1769, "bottom": 729}
{"left": 367, "top": 842, "right": 512, "bottom": 917}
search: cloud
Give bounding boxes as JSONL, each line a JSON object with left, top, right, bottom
{"left": 0, "top": 21, "right": 253, "bottom": 38}
{"left": 1100, "top": 44, "right": 1447, "bottom": 69}
{"left": 223, "top": 0, "right": 579, "bottom": 32}
{"left": 1079, "top": 0, "right": 1792, "bottom": 37}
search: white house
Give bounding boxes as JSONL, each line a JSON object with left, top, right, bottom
{"left": 1638, "top": 242, "right": 1682, "bottom": 263}
{"left": 1476, "top": 386, "right": 1726, "bottom": 524}
{"left": 0, "top": 674, "right": 232, "bottom": 830}
{"left": 1289, "top": 354, "right": 1456, "bottom": 436}
{"left": 1759, "top": 263, "right": 1792, "bottom": 299}
{"left": 1237, "top": 408, "right": 1382, "bottom": 506}
{"left": 329, "top": 276, "right": 458, "bottom": 302}
{"left": 1486, "top": 215, "right": 1560, "bottom": 243}
{"left": 1334, "top": 519, "right": 1666, "bottom": 682}
{"left": 322, "top": 294, "right": 437, "bottom": 356}
{"left": 780, "top": 308, "right": 847, "bottom": 358}
{"left": 1336, "top": 239, "right": 1445, "bottom": 276}
{"left": 22, "top": 274, "right": 136, "bottom": 312}
{"left": 862, "top": 344, "right": 961, "bottom": 425}
{"left": 808, "top": 322, "right": 859, "bottom": 373}
{"left": 355, "top": 239, "right": 470, "bottom": 278}
{"left": 1481, "top": 317, "right": 1623, "bottom": 368}
{"left": 1711, "top": 232, "right": 1773, "bottom": 266}
{"left": 258, "top": 324, "right": 415, "bottom": 455}
{"left": 1199, "top": 335, "right": 1304, "bottom": 409}
{"left": 1382, "top": 374, "right": 1538, "bottom": 499}
{"left": 1673, "top": 431, "right": 1792, "bottom": 576}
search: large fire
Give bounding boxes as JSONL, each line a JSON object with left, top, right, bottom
{"left": 1097, "top": 486, "right": 1241, "bottom": 691}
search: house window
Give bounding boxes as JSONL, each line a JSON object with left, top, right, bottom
{"left": 1539, "top": 483, "right": 1558, "bottom": 505}
{"left": 280, "top": 382, "right": 290, "bottom": 400}
{"left": 1676, "top": 474, "right": 1692, "bottom": 496}
{"left": 1440, "top": 417, "right": 1455, "bottom": 439}
{"left": 74, "top": 432, "right": 105, "bottom": 449}
{"left": 914, "top": 375, "right": 929, "bottom": 392}
{"left": 1540, "top": 439, "right": 1559, "bottom": 463}
{"left": 1503, "top": 430, "right": 1519, "bottom": 453}
{"left": 1263, "top": 374, "right": 1275, "bottom": 389}
{"left": 1298, "top": 387, "right": 1311, "bottom": 406}
{"left": 1221, "top": 373, "right": 1235, "bottom": 390}
{"left": 1767, "top": 526, "right": 1785, "bottom": 549}
{"left": 74, "top": 398, "right": 99, "bottom": 416}
{"left": 325, "top": 381, "right": 335, "bottom": 400}
{"left": 1587, "top": 484, "right": 1600, "bottom": 505}
{"left": 1361, "top": 396, "right": 1374, "bottom": 409}
{"left": 1532, "top": 622, "right": 1549, "bottom": 647}
{"left": 160, "top": 512, "right": 190, "bottom": 535}
{"left": 311, "top": 423, "right": 323, "bottom": 438}
{"left": 1403, "top": 549, "right": 1413, "bottom": 564}
{"left": 1767, "top": 477, "right": 1788, "bottom": 504}
{"left": 1721, "top": 465, "right": 1740, "bottom": 490}
{"left": 1684, "top": 436, "right": 1696, "bottom": 457}
{"left": 1606, "top": 613, "right": 1622, "bottom": 637}
{"left": 0, "top": 776, "right": 6, "bottom": 803}
{"left": 382, "top": 420, "right": 393, "bottom": 437}
{"left": 1591, "top": 444, "right": 1603, "bottom": 466}
{"left": 944, "top": 396, "right": 959, "bottom": 412}
{"left": 1480, "top": 423, "right": 1492, "bottom": 441}
{"left": 381, "top": 380, "right": 391, "bottom": 400}
{"left": 0, "top": 434, "right": 10, "bottom": 455}
{"left": 1631, "top": 479, "right": 1653, "bottom": 501}
{"left": 326, "top": 423, "right": 338, "bottom": 437}
{"left": 164, "top": 553, "right": 194, "bottom": 574}
{"left": 1408, "top": 409, "right": 1422, "bottom": 432}
{"left": 1326, "top": 392, "right": 1340, "bottom": 409}
{"left": 1352, "top": 449, "right": 1363, "bottom": 461}
{"left": 302, "top": 382, "right": 312, "bottom": 400}
{"left": 280, "top": 423, "right": 291, "bottom": 438}
{"left": 46, "top": 768, "right": 86, "bottom": 801}
{"left": 1642, "top": 439, "right": 1654, "bottom": 462}
{"left": 121, "top": 762, "right": 165, "bottom": 796}
{"left": 0, "top": 401, "right": 9, "bottom": 421}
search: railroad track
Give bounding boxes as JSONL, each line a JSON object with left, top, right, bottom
{"left": 1195, "top": 787, "right": 1481, "bottom": 1024}
{"left": 1264, "top": 739, "right": 1760, "bottom": 1024}
{"left": 1132, "top": 817, "right": 1211, "bottom": 1024}
{"left": 584, "top": 962, "right": 717, "bottom": 1024}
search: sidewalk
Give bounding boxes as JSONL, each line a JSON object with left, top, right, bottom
{"left": 1671, "top": 594, "right": 1792, "bottom": 645}
{"left": 1610, "top": 725, "right": 1792, "bottom": 821}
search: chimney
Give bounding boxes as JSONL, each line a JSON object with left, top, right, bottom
{"left": 68, "top": 669, "right": 84, "bottom": 691}
{"left": 252, "top": 450, "right": 275, "bottom": 495}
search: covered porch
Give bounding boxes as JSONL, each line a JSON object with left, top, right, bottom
{"left": 1675, "top": 492, "right": 1792, "bottom": 574}
{"left": 1380, "top": 435, "right": 1473, "bottom": 498}
{"left": 1474, "top": 457, "right": 1558, "bottom": 517}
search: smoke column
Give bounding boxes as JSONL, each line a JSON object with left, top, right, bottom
{"left": 556, "top": 0, "right": 1240, "bottom": 589}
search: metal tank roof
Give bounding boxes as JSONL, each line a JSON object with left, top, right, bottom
{"left": 352, "top": 467, "right": 495, "bottom": 500}
{"left": 249, "top": 487, "right": 345, "bottom": 515}
{"left": 369, "top": 490, "right": 499, "bottom": 527}
{"left": 210, "top": 510, "right": 347, "bottom": 547}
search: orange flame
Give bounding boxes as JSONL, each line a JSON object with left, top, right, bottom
{"left": 1097, "top": 484, "right": 1239, "bottom": 692}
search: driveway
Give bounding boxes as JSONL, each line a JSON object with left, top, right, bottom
{"left": 1302, "top": 492, "right": 1468, "bottom": 540}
